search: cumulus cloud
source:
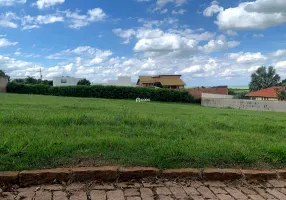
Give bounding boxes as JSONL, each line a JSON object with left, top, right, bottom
{"left": 203, "top": 1, "right": 223, "bottom": 17}
{"left": 270, "top": 49, "right": 286, "bottom": 57}
{"left": 0, "top": 12, "right": 18, "bottom": 28}
{"left": 0, "top": 0, "right": 26, "bottom": 6}
{"left": 227, "top": 52, "right": 267, "bottom": 64}
{"left": 112, "top": 28, "right": 136, "bottom": 44}
{"left": 275, "top": 60, "right": 286, "bottom": 69}
{"left": 0, "top": 55, "right": 42, "bottom": 79}
{"left": 33, "top": 0, "right": 65, "bottom": 9}
{"left": 21, "top": 14, "right": 64, "bottom": 30}
{"left": 0, "top": 38, "right": 18, "bottom": 47}
{"left": 64, "top": 8, "right": 106, "bottom": 29}
{"left": 172, "top": 9, "right": 186, "bottom": 15}
{"left": 213, "top": 0, "right": 286, "bottom": 30}
{"left": 199, "top": 35, "right": 240, "bottom": 53}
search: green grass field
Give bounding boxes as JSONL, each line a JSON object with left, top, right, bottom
{"left": 228, "top": 86, "right": 249, "bottom": 90}
{"left": 1, "top": 94, "right": 286, "bottom": 171}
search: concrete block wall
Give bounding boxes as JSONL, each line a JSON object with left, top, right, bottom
{"left": 202, "top": 93, "right": 234, "bottom": 99}
{"left": 0, "top": 77, "right": 8, "bottom": 93}
{"left": 201, "top": 98, "right": 286, "bottom": 112}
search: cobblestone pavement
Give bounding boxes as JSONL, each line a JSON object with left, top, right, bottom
{"left": 1, "top": 179, "right": 286, "bottom": 200}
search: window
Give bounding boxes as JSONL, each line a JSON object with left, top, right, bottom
{"left": 61, "top": 79, "right": 67, "bottom": 83}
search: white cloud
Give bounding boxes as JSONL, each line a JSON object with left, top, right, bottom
{"left": 0, "top": 0, "right": 26, "bottom": 6}
{"left": 112, "top": 28, "right": 136, "bottom": 44}
{"left": 172, "top": 9, "right": 186, "bottom": 15}
{"left": 203, "top": 1, "right": 223, "bottom": 17}
{"left": 0, "top": 55, "right": 42, "bottom": 79}
{"left": 181, "top": 65, "right": 201, "bottom": 73}
{"left": 270, "top": 49, "right": 286, "bottom": 57}
{"left": 88, "top": 8, "right": 106, "bottom": 21}
{"left": 46, "top": 46, "right": 113, "bottom": 67}
{"left": 156, "top": 0, "right": 187, "bottom": 7}
{"left": 199, "top": 35, "right": 240, "bottom": 53}
{"left": 64, "top": 8, "right": 106, "bottom": 29}
{"left": 214, "top": 0, "right": 286, "bottom": 30}
{"left": 138, "top": 17, "right": 178, "bottom": 28}
{"left": 0, "top": 38, "right": 18, "bottom": 47}
{"left": 134, "top": 33, "right": 193, "bottom": 52}
{"left": 34, "top": 0, "right": 65, "bottom": 9}
{"left": 227, "top": 52, "right": 267, "bottom": 64}
{"left": 21, "top": 14, "right": 64, "bottom": 30}
{"left": 275, "top": 61, "right": 286, "bottom": 69}
{"left": 22, "top": 25, "right": 40, "bottom": 30}
{"left": 0, "top": 12, "right": 18, "bottom": 28}
{"left": 252, "top": 33, "right": 264, "bottom": 38}
{"left": 225, "top": 30, "right": 238, "bottom": 36}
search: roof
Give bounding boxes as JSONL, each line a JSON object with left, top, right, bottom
{"left": 246, "top": 86, "right": 286, "bottom": 98}
{"left": 137, "top": 75, "right": 186, "bottom": 86}
{"left": 159, "top": 79, "right": 186, "bottom": 86}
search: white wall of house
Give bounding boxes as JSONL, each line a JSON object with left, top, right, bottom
{"left": 53, "top": 77, "right": 84, "bottom": 87}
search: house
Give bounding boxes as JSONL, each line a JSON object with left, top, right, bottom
{"left": 189, "top": 86, "right": 229, "bottom": 100}
{"left": 137, "top": 75, "right": 186, "bottom": 89}
{"left": 53, "top": 76, "right": 84, "bottom": 87}
{"left": 246, "top": 86, "right": 286, "bottom": 101}
{"left": 103, "top": 76, "right": 136, "bottom": 87}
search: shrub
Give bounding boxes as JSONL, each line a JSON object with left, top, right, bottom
{"left": 7, "top": 83, "right": 194, "bottom": 103}
{"left": 234, "top": 92, "right": 250, "bottom": 99}
{"left": 278, "top": 90, "right": 286, "bottom": 101}
{"left": 77, "top": 79, "right": 91, "bottom": 86}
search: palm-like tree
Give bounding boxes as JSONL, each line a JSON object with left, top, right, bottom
{"left": 249, "top": 66, "right": 281, "bottom": 92}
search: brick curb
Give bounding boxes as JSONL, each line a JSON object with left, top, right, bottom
{"left": 0, "top": 167, "right": 285, "bottom": 186}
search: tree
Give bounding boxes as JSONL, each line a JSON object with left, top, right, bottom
{"left": 0, "top": 70, "right": 5, "bottom": 77}
{"left": 0, "top": 69, "right": 10, "bottom": 82}
{"left": 249, "top": 66, "right": 280, "bottom": 92}
{"left": 278, "top": 90, "right": 286, "bottom": 101}
{"left": 12, "top": 79, "right": 25, "bottom": 84}
{"left": 282, "top": 79, "right": 286, "bottom": 86}
{"left": 77, "top": 79, "right": 91, "bottom": 86}
{"left": 25, "top": 76, "right": 39, "bottom": 84}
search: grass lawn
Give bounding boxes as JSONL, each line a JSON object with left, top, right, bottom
{"left": 0, "top": 94, "right": 286, "bottom": 171}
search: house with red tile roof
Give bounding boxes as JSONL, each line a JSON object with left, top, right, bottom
{"left": 246, "top": 86, "right": 286, "bottom": 101}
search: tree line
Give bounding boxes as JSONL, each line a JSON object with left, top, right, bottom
{"left": 0, "top": 70, "right": 91, "bottom": 86}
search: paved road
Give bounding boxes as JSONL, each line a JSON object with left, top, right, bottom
{"left": 1, "top": 179, "right": 286, "bottom": 200}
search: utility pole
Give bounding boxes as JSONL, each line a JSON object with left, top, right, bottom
{"left": 37, "top": 68, "right": 43, "bottom": 83}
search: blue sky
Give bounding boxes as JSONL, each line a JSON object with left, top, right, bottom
{"left": 0, "top": 0, "right": 286, "bottom": 86}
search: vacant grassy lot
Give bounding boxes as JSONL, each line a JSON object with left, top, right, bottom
{"left": 0, "top": 94, "right": 286, "bottom": 171}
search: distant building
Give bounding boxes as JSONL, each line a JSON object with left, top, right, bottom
{"left": 102, "top": 76, "right": 136, "bottom": 87}
{"left": 53, "top": 76, "right": 84, "bottom": 87}
{"left": 189, "top": 86, "right": 229, "bottom": 100}
{"left": 246, "top": 86, "right": 286, "bottom": 101}
{"left": 137, "top": 75, "right": 186, "bottom": 89}
{"left": 0, "top": 77, "right": 8, "bottom": 93}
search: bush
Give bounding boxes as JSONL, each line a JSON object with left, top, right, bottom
{"left": 77, "top": 79, "right": 91, "bottom": 86}
{"left": 234, "top": 92, "right": 250, "bottom": 99}
{"left": 228, "top": 90, "right": 236, "bottom": 95}
{"left": 278, "top": 90, "right": 286, "bottom": 100}
{"left": 7, "top": 83, "right": 194, "bottom": 103}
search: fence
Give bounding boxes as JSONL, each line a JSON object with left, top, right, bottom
{"left": 201, "top": 97, "right": 286, "bottom": 112}
{"left": 0, "top": 77, "right": 8, "bottom": 93}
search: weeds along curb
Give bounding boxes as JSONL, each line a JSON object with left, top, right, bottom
{"left": 0, "top": 167, "right": 285, "bottom": 186}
